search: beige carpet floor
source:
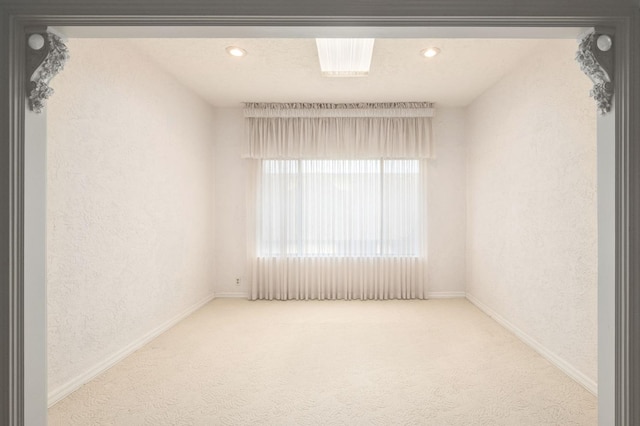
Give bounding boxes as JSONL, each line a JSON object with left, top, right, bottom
{"left": 48, "top": 298, "right": 596, "bottom": 425}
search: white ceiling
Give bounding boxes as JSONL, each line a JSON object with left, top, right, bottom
{"left": 128, "top": 38, "right": 554, "bottom": 108}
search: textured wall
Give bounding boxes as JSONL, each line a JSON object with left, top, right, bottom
{"left": 428, "top": 108, "right": 467, "bottom": 294}
{"left": 212, "top": 109, "right": 249, "bottom": 295}
{"left": 465, "top": 40, "right": 597, "bottom": 384}
{"left": 47, "top": 39, "right": 216, "bottom": 394}
{"left": 212, "top": 107, "right": 467, "bottom": 296}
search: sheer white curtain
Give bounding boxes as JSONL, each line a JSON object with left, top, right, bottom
{"left": 244, "top": 103, "right": 433, "bottom": 300}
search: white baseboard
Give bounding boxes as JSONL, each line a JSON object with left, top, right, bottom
{"left": 215, "top": 292, "right": 249, "bottom": 298}
{"left": 465, "top": 292, "right": 597, "bottom": 396}
{"left": 427, "top": 291, "right": 466, "bottom": 299}
{"left": 48, "top": 292, "right": 216, "bottom": 407}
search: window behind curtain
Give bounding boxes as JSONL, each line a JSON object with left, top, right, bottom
{"left": 257, "top": 159, "right": 423, "bottom": 257}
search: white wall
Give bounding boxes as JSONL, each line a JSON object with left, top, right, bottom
{"left": 465, "top": 40, "right": 597, "bottom": 389}
{"left": 428, "top": 108, "right": 467, "bottom": 295}
{"left": 212, "top": 109, "right": 248, "bottom": 295}
{"left": 46, "top": 39, "right": 216, "bottom": 401}
{"left": 212, "top": 107, "right": 467, "bottom": 297}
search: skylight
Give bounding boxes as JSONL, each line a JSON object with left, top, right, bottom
{"left": 315, "top": 38, "right": 375, "bottom": 77}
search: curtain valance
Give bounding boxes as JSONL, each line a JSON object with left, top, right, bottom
{"left": 243, "top": 102, "right": 434, "bottom": 159}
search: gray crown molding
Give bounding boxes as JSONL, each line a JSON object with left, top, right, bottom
{"left": 576, "top": 28, "right": 614, "bottom": 114}
{"left": 25, "top": 29, "right": 69, "bottom": 113}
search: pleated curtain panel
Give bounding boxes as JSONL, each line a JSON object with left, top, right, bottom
{"left": 243, "top": 102, "right": 434, "bottom": 300}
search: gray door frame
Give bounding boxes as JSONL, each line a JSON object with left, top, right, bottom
{"left": 0, "top": 2, "right": 638, "bottom": 425}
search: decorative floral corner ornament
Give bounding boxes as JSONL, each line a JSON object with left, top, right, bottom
{"left": 576, "top": 30, "right": 614, "bottom": 115}
{"left": 26, "top": 31, "right": 70, "bottom": 113}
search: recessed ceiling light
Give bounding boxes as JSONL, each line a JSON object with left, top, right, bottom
{"left": 420, "top": 47, "right": 441, "bottom": 58}
{"left": 226, "top": 46, "right": 247, "bottom": 57}
{"left": 316, "top": 38, "right": 375, "bottom": 77}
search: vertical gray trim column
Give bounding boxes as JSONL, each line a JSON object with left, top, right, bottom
{"left": 23, "top": 30, "right": 51, "bottom": 425}
{"left": 577, "top": 37, "right": 618, "bottom": 421}
{"left": 2, "top": 13, "right": 26, "bottom": 426}
{"left": 0, "top": 7, "right": 12, "bottom": 424}
{"left": 23, "top": 107, "right": 47, "bottom": 426}
{"left": 0, "top": 7, "right": 8, "bottom": 424}
{"left": 625, "top": 13, "right": 640, "bottom": 425}
{"left": 597, "top": 91, "right": 615, "bottom": 426}
{"left": 614, "top": 17, "right": 630, "bottom": 425}
{"left": 611, "top": 14, "right": 640, "bottom": 425}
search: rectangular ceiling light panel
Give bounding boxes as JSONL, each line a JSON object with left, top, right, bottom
{"left": 315, "top": 38, "right": 375, "bottom": 77}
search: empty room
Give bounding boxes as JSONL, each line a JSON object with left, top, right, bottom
{"left": 40, "top": 28, "right": 601, "bottom": 425}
